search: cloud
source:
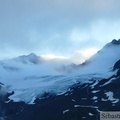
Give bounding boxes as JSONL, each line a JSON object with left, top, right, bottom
{"left": 0, "top": 0, "right": 120, "bottom": 60}
{"left": 68, "top": 19, "right": 120, "bottom": 49}
{"left": 41, "top": 54, "right": 68, "bottom": 61}
{"left": 70, "top": 29, "right": 90, "bottom": 42}
{"left": 70, "top": 48, "right": 98, "bottom": 64}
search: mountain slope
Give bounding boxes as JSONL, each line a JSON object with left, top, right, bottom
{"left": 0, "top": 39, "right": 120, "bottom": 120}
{"left": 1, "top": 58, "right": 120, "bottom": 120}
{"left": 58, "top": 39, "right": 120, "bottom": 75}
{"left": 75, "top": 39, "right": 120, "bottom": 74}
{"left": 0, "top": 39, "right": 120, "bottom": 103}
{"left": 14, "top": 53, "right": 43, "bottom": 64}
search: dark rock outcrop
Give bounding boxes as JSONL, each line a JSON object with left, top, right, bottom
{"left": 111, "top": 39, "right": 120, "bottom": 45}
{"left": 117, "top": 69, "right": 120, "bottom": 77}
{"left": 113, "top": 59, "right": 120, "bottom": 70}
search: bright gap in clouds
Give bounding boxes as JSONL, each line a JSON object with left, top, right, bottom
{"left": 41, "top": 48, "right": 98, "bottom": 64}
{"left": 71, "top": 48, "right": 98, "bottom": 64}
{"left": 41, "top": 54, "right": 68, "bottom": 61}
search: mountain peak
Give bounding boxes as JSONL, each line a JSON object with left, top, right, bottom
{"left": 111, "top": 39, "right": 120, "bottom": 45}
{"left": 17, "top": 53, "right": 43, "bottom": 64}
{"left": 103, "top": 39, "right": 120, "bottom": 49}
{"left": 27, "top": 53, "right": 38, "bottom": 58}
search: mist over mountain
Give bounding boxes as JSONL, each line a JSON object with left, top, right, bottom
{"left": 14, "top": 53, "right": 44, "bottom": 64}
{"left": 79, "top": 39, "right": 120, "bottom": 72}
{"left": 0, "top": 39, "right": 120, "bottom": 120}
{"left": 58, "top": 39, "right": 120, "bottom": 74}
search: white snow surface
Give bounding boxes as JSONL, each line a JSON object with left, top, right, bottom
{"left": 92, "top": 96, "right": 98, "bottom": 100}
{"left": 0, "top": 42, "right": 120, "bottom": 103}
{"left": 74, "top": 42, "right": 120, "bottom": 75}
{"left": 63, "top": 109, "right": 70, "bottom": 114}
{"left": 105, "top": 91, "right": 119, "bottom": 103}
{"left": 88, "top": 113, "right": 94, "bottom": 116}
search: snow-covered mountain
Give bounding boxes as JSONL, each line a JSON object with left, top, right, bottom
{"left": 0, "top": 39, "right": 120, "bottom": 120}
{"left": 0, "top": 52, "right": 70, "bottom": 75}
{"left": 77, "top": 39, "right": 120, "bottom": 73}
{"left": 0, "top": 52, "right": 74, "bottom": 103}
{"left": 59, "top": 39, "right": 120, "bottom": 75}
{"left": 83, "top": 39, "right": 120, "bottom": 70}
{"left": 14, "top": 53, "right": 44, "bottom": 64}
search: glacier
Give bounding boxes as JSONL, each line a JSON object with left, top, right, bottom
{"left": 0, "top": 39, "right": 120, "bottom": 104}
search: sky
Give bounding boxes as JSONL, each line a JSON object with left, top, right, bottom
{"left": 0, "top": 0, "right": 120, "bottom": 63}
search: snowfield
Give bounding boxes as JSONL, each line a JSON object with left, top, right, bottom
{"left": 0, "top": 40, "right": 120, "bottom": 104}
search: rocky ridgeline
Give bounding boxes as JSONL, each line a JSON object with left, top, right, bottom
{"left": 111, "top": 39, "right": 120, "bottom": 45}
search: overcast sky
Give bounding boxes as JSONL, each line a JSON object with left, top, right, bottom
{"left": 0, "top": 0, "right": 120, "bottom": 62}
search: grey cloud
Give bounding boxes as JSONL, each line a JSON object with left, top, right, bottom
{"left": 0, "top": 0, "right": 120, "bottom": 59}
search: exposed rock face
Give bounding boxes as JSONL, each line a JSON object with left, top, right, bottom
{"left": 0, "top": 85, "right": 7, "bottom": 102}
{"left": 113, "top": 59, "right": 120, "bottom": 70}
{"left": 111, "top": 39, "right": 120, "bottom": 45}
{"left": 117, "top": 69, "right": 120, "bottom": 76}
{"left": 113, "top": 59, "right": 120, "bottom": 77}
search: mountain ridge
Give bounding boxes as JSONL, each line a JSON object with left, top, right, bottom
{"left": 0, "top": 39, "right": 120, "bottom": 120}
{"left": 1, "top": 57, "right": 120, "bottom": 120}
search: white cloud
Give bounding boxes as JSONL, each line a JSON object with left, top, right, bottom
{"left": 41, "top": 54, "right": 68, "bottom": 61}
{"left": 90, "top": 19, "right": 120, "bottom": 44}
{"left": 68, "top": 19, "right": 120, "bottom": 49}
{"left": 70, "top": 48, "right": 98, "bottom": 64}
{"left": 70, "top": 29, "right": 90, "bottom": 42}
